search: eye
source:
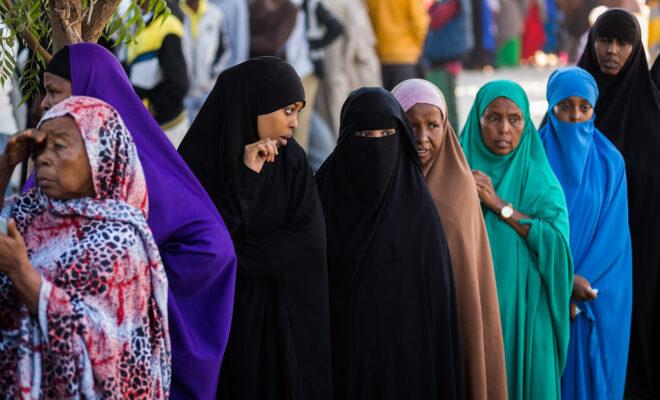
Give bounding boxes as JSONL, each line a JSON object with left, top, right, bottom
{"left": 285, "top": 108, "right": 294, "bottom": 115}
{"left": 383, "top": 129, "right": 396, "bottom": 136}
{"left": 429, "top": 123, "right": 439, "bottom": 129}
{"left": 558, "top": 103, "right": 570, "bottom": 111}
{"left": 580, "top": 104, "right": 592, "bottom": 112}
{"left": 355, "top": 131, "right": 369, "bottom": 137}
{"left": 487, "top": 114, "right": 499, "bottom": 123}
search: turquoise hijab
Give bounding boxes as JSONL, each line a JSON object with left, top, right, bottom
{"left": 460, "top": 80, "right": 573, "bottom": 400}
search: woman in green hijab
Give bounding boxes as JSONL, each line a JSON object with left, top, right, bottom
{"left": 459, "top": 80, "right": 573, "bottom": 400}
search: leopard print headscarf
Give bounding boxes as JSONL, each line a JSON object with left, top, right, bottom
{"left": 0, "top": 96, "right": 170, "bottom": 399}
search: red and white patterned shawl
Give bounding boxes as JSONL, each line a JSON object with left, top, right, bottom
{"left": 0, "top": 96, "right": 170, "bottom": 399}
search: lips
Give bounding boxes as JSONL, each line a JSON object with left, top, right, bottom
{"left": 494, "top": 140, "right": 511, "bottom": 148}
{"left": 601, "top": 59, "right": 619, "bottom": 69}
{"left": 416, "top": 147, "right": 431, "bottom": 157}
{"left": 37, "top": 177, "right": 54, "bottom": 188}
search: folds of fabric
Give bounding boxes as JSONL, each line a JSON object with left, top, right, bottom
{"left": 178, "top": 57, "right": 332, "bottom": 400}
{"left": 316, "top": 87, "right": 463, "bottom": 400}
{"left": 0, "top": 97, "right": 170, "bottom": 398}
{"left": 392, "top": 79, "right": 507, "bottom": 400}
{"left": 460, "top": 80, "right": 573, "bottom": 400}
{"left": 539, "top": 67, "right": 632, "bottom": 400}
{"left": 58, "top": 43, "right": 236, "bottom": 400}
{"left": 577, "top": 10, "right": 660, "bottom": 396}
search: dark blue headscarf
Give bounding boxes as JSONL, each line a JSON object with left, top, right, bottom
{"left": 540, "top": 67, "right": 632, "bottom": 400}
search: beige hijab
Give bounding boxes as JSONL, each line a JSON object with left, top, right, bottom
{"left": 393, "top": 79, "right": 508, "bottom": 400}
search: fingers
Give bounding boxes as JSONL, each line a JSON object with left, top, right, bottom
{"left": 259, "top": 139, "right": 279, "bottom": 162}
{"left": 7, "top": 219, "right": 21, "bottom": 243}
{"left": 570, "top": 304, "right": 576, "bottom": 321}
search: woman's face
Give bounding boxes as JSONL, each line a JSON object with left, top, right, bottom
{"left": 257, "top": 102, "right": 305, "bottom": 144}
{"left": 406, "top": 103, "right": 444, "bottom": 167}
{"left": 479, "top": 97, "right": 525, "bottom": 156}
{"left": 354, "top": 128, "right": 397, "bottom": 138}
{"left": 594, "top": 36, "right": 633, "bottom": 76}
{"left": 35, "top": 116, "right": 94, "bottom": 200}
{"left": 41, "top": 72, "right": 73, "bottom": 112}
{"left": 553, "top": 96, "right": 594, "bottom": 123}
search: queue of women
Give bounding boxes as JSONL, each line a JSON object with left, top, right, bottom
{"left": 0, "top": 7, "right": 658, "bottom": 400}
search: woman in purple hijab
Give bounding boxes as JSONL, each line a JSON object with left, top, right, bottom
{"left": 38, "top": 43, "right": 237, "bottom": 399}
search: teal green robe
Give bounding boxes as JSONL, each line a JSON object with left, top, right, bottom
{"left": 460, "top": 80, "right": 573, "bottom": 400}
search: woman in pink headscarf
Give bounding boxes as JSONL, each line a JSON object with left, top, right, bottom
{"left": 393, "top": 79, "right": 508, "bottom": 400}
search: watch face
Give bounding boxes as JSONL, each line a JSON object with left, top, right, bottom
{"left": 501, "top": 205, "right": 514, "bottom": 219}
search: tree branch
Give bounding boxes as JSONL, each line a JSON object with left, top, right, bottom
{"left": 0, "top": 0, "right": 52, "bottom": 62}
{"left": 48, "top": 0, "right": 83, "bottom": 52}
{"left": 82, "top": 0, "right": 121, "bottom": 43}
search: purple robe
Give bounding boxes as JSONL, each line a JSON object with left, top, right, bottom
{"left": 54, "top": 43, "right": 236, "bottom": 399}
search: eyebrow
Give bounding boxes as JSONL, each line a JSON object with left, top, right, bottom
{"left": 46, "top": 130, "right": 73, "bottom": 140}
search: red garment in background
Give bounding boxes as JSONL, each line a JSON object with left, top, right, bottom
{"left": 522, "top": 3, "right": 546, "bottom": 59}
{"left": 429, "top": 0, "right": 460, "bottom": 30}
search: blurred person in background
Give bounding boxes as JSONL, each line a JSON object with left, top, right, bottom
{"left": 365, "top": 0, "right": 429, "bottom": 90}
{"left": 422, "top": 0, "right": 474, "bottom": 129}
{"left": 286, "top": 0, "right": 343, "bottom": 153}
{"left": 316, "top": 0, "right": 382, "bottom": 135}
{"left": 125, "top": 2, "right": 190, "bottom": 148}
{"left": 495, "top": 0, "right": 524, "bottom": 67}
{"left": 181, "top": 0, "right": 232, "bottom": 122}
{"left": 212, "top": 0, "right": 249, "bottom": 67}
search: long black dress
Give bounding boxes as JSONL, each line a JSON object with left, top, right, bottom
{"left": 578, "top": 9, "right": 660, "bottom": 397}
{"left": 178, "top": 57, "right": 332, "bottom": 400}
{"left": 315, "top": 87, "right": 464, "bottom": 400}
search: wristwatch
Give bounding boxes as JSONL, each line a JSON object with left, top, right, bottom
{"left": 500, "top": 203, "right": 514, "bottom": 219}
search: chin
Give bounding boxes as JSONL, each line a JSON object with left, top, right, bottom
{"left": 492, "top": 148, "right": 512, "bottom": 156}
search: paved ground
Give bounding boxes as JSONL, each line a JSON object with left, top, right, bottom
{"left": 455, "top": 66, "right": 556, "bottom": 130}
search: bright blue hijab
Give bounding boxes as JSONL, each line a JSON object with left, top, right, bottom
{"left": 540, "top": 67, "right": 632, "bottom": 400}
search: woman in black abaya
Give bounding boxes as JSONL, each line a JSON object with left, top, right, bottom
{"left": 315, "top": 87, "right": 464, "bottom": 400}
{"left": 578, "top": 9, "right": 660, "bottom": 398}
{"left": 178, "top": 57, "right": 332, "bottom": 400}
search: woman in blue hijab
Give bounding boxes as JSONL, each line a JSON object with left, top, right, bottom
{"left": 539, "top": 67, "right": 632, "bottom": 400}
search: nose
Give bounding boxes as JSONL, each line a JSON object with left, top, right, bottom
{"left": 35, "top": 145, "right": 52, "bottom": 168}
{"left": 499, "top": 120, "right": 511, "bottom": 136}
{"left": 290, "top": 115, "right": 298, "bottom": 130}
{"left": 415, "top": 128, "right": 430, "bottom": 144}
{"left": 40, "top": 95, "right": 51, "bottom": 112}
{"left": 607, "top": 42, "right": 617, "bottom": 55}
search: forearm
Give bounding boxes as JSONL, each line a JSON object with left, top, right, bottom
{"left": 492, "top": 199, "right": 531, "bottom": 238}
{"left": 7, "top": 260, "right": 42, "bottom": 314}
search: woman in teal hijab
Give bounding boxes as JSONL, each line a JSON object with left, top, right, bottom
{"left": 460, "top": 80, "right": 573, "bottom": 400}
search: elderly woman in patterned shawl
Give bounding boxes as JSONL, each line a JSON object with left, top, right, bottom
{"left": 0, "top": 96, "right": 170, "bottom": 399}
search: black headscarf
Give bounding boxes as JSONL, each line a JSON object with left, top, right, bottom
{"left": 316, "top": 88, "right": 464, "bottom": 399}
{"left": 179, "top": 57, "right": 332, "bottom": 400}
{"left": 44, "top": 46, "right": 71, "bottom": 80}
{"left": 579, "top": 9, "right": 660, "bottom": 398}
{"left": 179, "top": 56, "right": 305, "bottom": 199}
{"left": 578, "top": 8, "right": 660, "bottom": 146}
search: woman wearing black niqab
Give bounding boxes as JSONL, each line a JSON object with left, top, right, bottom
{"left": 578, "top": 8, "right": 660, "bottom": 398}
{"left": 178, "top": 57, "right": 332, "bottom": 400}
{"left": 315, "top": 87, "right": 464, "bottom": 400}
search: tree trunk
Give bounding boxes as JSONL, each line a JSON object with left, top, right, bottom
{"left": 47, "top": 0, "right": 83, "bottom": 52}
{"left": 82, "top": 0, "right": 123, "bottom": 43}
